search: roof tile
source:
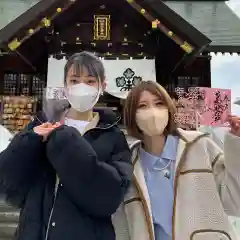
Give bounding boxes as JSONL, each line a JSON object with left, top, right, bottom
{"left": 165, "top": 1, "right": 240, "bottom": 46}
{"left": 0, "top": 0, "right": 39, "bottom": 30}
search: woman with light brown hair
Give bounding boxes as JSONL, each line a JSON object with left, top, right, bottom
{"left": 119, "top": 80, "right": 240, "bottom": 240}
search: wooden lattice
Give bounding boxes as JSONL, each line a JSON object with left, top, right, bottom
{"left": 3, "top": 73, "right": 45, "bottom": 100}
{"left": 19, "top": 74, "right": 30, "bottom": 95}
{"left": 32, "top": 76, "right": 45, "bottom": 100}
{"left": 4, "top": 73, "right": 17, "bottom": 95}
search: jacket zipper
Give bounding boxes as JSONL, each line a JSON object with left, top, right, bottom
{"left": 44, "top": 180, "right": 59, "bottom": 240}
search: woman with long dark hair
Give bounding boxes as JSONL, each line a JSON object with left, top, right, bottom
{"left": 0, "top": 51, "right": 133, "bottom": 240}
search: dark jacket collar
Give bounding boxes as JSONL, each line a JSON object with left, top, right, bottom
{"left": 34, "top": 109, "right": 121, "bottom": 130}
{"left": 94, "top": 108, "right": 121, "bottom": 129}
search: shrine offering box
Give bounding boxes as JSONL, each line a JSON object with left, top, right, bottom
{"left": 0, "top": 96, "right": 37, "bottom": 133}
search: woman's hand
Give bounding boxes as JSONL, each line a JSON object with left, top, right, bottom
{"left": 33, "top": 122, "right": 61, "bottom": 141}
{"left": 229, "top": 116, "right": 240, "bottom": 137}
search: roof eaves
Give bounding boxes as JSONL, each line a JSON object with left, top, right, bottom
{"left": 164, "top": 1, "right": 240, "bottom": 52}
{"left": 207, "top": 45, "right": 240, "bottom": 54}
{"left": 0, "top": 0, "right": 61, "bottom": 46}
{"left": 234, "top": 98, "right": 240, "bottom": 105}
{"left": 142, "top": 0, "right": 211, "bottom": 48}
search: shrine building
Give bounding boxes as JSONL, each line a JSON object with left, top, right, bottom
{"left": 0, "top": 0, "right": 240, "bottom": 112}
{"left": 0, "top": 0, "right": 240, "bottom": 236}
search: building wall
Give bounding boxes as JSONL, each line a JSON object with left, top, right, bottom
{"left": 157, "top": 56, "right": 211, "bottom": 93}
{"left": 0, "top": 55, "right": 30, "bottom": 94}
{"left": 0, "top": 54, "right": 46, "bottom": 99}
{"left": 0, "top": 0, "right": 39, "bottom": 30}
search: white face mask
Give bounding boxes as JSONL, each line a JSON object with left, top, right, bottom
{"left": 65, "top": 83, "right": 101, "bottom": 112}
{"left": 136, "top": 107, "right": 169, "bottom": 136}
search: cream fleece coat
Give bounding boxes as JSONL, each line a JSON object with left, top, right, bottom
{"left": 112, "top": 128, "right": 240, "bottom": 240}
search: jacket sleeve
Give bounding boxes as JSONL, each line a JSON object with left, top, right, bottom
{"left": 0, "top": 129, "right": 44, "bottom": 208}
{"left": 210, "top": 132, "right": 240, "bottom": 217}
{"left": 46, "top": 125, "right": 133, "bottom": 217}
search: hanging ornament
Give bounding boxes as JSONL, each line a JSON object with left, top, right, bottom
{"left": 180, "top": 41, "right": 193, "bottom": 54}
{"left": 168, "top": 31, "right": 173, "bottom": 36}
{"left": 140, "top": 9, "right": 145, "bottom": 14}
{"left": 57, "top": 8, "right": 62, "bottom": 13}
{"left": 8, "top": 38, "right": 21, "bottom": 51}
{"left": 152, "top": 21, "right": 157, "bottom": 29}
{"left": 28, "top": 29, "right": 34, "bottom": 34}
{"left": 42, "top": 18, "right": 51, "bottom": 27}
{"left": 152, "top": 20, "right": 160, "bottom": 29}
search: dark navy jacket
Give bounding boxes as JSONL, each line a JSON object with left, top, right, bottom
{"left": 0, "top": 110, "right": 132, "bottom": 240}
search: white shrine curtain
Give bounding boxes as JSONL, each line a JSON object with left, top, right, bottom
{"left": 103, "top": 59, "right": 156, "bottom": 99}
{"left": 47, "top": 57, "right": 156, "bottom": 99}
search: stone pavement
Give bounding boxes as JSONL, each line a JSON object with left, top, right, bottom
{"left": 0, "top": 198, "right": 19, "bottom": 239}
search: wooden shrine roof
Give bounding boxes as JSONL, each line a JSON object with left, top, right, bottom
{"left": 0, "top": 0, "right": 209, "bottom": 54}
{"left": 0, "top": 0, "right": 239, "bottom": 54}
{"left": 0, "top": 0, "right": 59, "bottom": 45}
{"left": 165, "top": 1, "right": 240, "bottom": 53}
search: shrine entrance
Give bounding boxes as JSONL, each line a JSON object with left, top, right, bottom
{"left": 0, "top": 0, "right": 212, "bottom": 103}
{"left": 0, "top": 0, "right": 240, "bottom": 238}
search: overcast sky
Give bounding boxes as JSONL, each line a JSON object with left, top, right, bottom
{"left": 211, "top": 0, "right": 240, "bottom": 115}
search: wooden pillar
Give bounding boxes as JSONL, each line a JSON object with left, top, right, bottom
{"left": 0, "top": 56, "right": 5, "bottom": 94}
{"left": 203, "top": 54, "right": 211, "bottom": 87}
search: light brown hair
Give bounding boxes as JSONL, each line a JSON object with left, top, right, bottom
{"left": 124, "top": 81, "right": 177, "bottom": 138}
